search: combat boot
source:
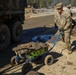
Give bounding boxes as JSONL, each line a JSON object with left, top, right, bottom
{"left": 68, "top": 50, "right": 73, "bottom": 54}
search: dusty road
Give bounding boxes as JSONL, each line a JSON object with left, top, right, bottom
{"left": 25, "top": 13, "right": 76, "bottom": 29}
{"left": 0, "top": 13, "right": 76, "bottom": 75}
{"left": 24, "top": 15, "right": 54, "bottom": 29}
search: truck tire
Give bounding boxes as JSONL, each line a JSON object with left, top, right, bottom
{"left": 11, "top": 21, "right": 23, "bottom": 42}
{"left": 0, "top": 25, "right": 10, "bottom": 51}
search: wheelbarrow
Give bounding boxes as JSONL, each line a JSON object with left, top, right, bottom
{"left": 10, "top": 30, "right": 62, "bottom": 75}
{"left": 10, "top": 42, "right": 49, "bottom": 66}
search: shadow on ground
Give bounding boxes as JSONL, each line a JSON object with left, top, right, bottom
{"left": 0, "top": 26, "right": 58, "bottom": 74}
{"left": 22, "top": 27, "right": 58, "bottom": 43}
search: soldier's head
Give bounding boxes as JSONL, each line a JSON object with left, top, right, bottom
{"left": 56, "top": 3, "right": 63, "bottom": 14}
{"left": 67, "top": 4, "right": 71, "bottom": 9}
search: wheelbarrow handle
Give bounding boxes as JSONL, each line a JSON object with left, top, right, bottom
{"left": 48, "top": 32, "right": 62, "bottom": 51}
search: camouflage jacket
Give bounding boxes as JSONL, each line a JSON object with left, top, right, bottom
{"left": 54, "top": 10, "right": 72, "bottom": 31}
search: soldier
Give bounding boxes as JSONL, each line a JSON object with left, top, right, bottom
{"left": 67, "top": 4, "right": 76, "bottom": 32}
{"left": 67, "top": 4, "right": 76, "bottom": 29}
{"left": 67, "top": 4, "right": 72, "bottom": 16}
{"left": 54, "top": 3, "right": 72, "bottom": 54}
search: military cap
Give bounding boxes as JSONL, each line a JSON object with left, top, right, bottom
{"left": 56, "top": 3, "right": 63, "bottom": 9}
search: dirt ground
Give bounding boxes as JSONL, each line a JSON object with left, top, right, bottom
{"left": 0, "top": 14, "right": 76, "bottom": 75}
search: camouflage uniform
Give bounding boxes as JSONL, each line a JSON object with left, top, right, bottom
{"left": 55, "top": 3, "right": 72, "bottom": 51}
{"left": 67, "top": 4, "right": 76, "bottom": 29}
{"left": 67, "top": 4, "right": 72, "bottom": 16}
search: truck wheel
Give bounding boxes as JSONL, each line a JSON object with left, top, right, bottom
{"left": 0, "top": 25, "right": 10, "bottom": 51}
{"left": 11, "top": 21, "right": 23, "bottom": 42}
{"left": 44, "top": 55, "right": 54, "bottom": 65}
{"left": 22, "top": 63, "right": 33, "bottom": 75}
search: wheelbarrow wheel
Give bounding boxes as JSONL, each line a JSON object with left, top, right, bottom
{"left": 44, "top": 55, "right": 54, "bottom": 65}
{"left": 22, "top": 63, "right": 33, "bottom": 75}
{"left": 10, "top": 56, "right": 20, "bottom": 66}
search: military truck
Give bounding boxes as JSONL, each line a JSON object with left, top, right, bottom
{"left": 0, "top": 0, "right": 26, "bottom": 51}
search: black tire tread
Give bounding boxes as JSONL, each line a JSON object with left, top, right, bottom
{"left": 0, "top": 25, "right": 10, "bottom": 51}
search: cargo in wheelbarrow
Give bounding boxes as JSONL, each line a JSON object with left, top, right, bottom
{"left": 10, "top": 42, "right": 54, "bottom": 67}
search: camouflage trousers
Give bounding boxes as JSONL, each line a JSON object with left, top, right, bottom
{"left": 60, "top": 31, "right": 71, "bottom": 51}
